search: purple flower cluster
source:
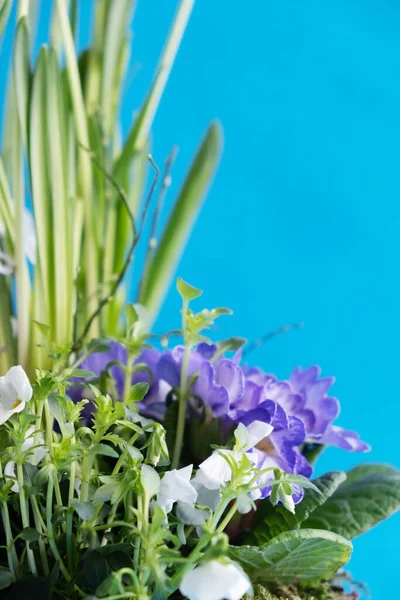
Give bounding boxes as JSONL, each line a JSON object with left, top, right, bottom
{"left": 70, "top": 341, "right": 370, "bottom": 503}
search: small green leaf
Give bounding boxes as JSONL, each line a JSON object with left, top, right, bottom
{"left": 71, "top": 500, "right": 95, "bottom": 520}
{"left": 230, "top": 529, "right": 352, "bottom": 584}
{"left": 302, "top": 463, "right": 400, "bottom": 539}
{"left": 32, "top": 321, "right": 51, "bottom": 339}
{"left": 217, "top": 337, "right": 248, "bottom": 353}
{"left": 18, "top": 528, "right": 40, "bottom": 543}
{"left": 72, "top": 369, "right": 96, "bottom": 379}
{"left": 177, "top": 277, "right": 202, "bottom": 302}
{"left": 249, "top": 471, "right": 347, "bottom": 545}
{"left": 125, "top": 304, "right": 138, "bottom": 331}
{"left": 129, "top": 382, "right": 150, "bottom": 402}
{"left": 93, "top": 483, "right": 114, "bottom": 504}
{"left": 89, "top": 443, "right": 119, "bottom": 458}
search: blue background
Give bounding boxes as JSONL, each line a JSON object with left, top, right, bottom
{"left": 2, "top": 1, "right": 400, "bottom": 596}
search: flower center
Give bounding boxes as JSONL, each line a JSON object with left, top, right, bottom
{"left": 12, "top": 398, "right": 22, "bottom": 410}
{"left": 256, "top": 437, "right": 277, "bottom": 456}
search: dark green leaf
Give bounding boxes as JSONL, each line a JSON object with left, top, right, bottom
{"left": 164, "top": 400, "right": 179, "bottom": 457}
{"left": 84, "top": 550, "right": 110, "bottom": 591}
{"left": 229, "top": 529, "right": 352, "bottom": 584}
{"left": 4, "top": 576, "right": 51, "bottom": 600}
{"left": 0, "top": 567, "right": 13, "bottom": 591}
{"left": 249, "top": 471, "right": 347, "bottom": 544}
{"left": 302, "top": 463, "right": 400, "bottom": 538}
{"left": 71, "top": 499, "right": 95, "bottom": 520}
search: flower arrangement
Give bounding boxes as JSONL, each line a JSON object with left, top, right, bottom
{"left": 0, "top": 2, "right": 399, "bottom": 600}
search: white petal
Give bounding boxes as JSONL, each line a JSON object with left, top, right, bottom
{"left": 5, "top": 366, "right": 32, "bottom": 403}
{"left": 158, "top": 466, "right": 197, "bottom": 506}
{"left": 192, "top": 481, "right": 221, "bottom": 511}
{"left": 245, "top": 420, "right": 274, "bottom": 450}
{"left": 141, "top": 464, "right": 160, "bottom": 498}
{"left": 176, "top": 501, "right": 209, "bottom": 526}
{"left": 236, "top": 494, "right": 253, "bottom": 514}
{"left": 196, "top": 450, "right": 233, "bottom": 490}
{"left": 179, "top": 560, "right": 251, "bottom": 600}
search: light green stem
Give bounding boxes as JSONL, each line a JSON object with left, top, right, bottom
{"left": 46, "top": 475, "right": 71, "bottom": 582}
{"left": 172, "top": 300, "right": 190, "bottom": 469}
{"left": 1, "top": 503, "right": 18, "bottom": 580}
{"left": 16, "top": 462, "right": 37, "bottom": 575}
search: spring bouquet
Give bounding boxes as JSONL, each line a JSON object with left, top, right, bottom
{"left": 0, "top": 1, "right": 399, "bottom": 599}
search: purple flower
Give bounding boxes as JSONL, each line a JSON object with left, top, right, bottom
{"left": 68, "top": 342, "right": 169, "bottom": 421}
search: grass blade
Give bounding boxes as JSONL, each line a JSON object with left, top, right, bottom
{"left": 138, "top": 121, "right": 222, "bottom": 325}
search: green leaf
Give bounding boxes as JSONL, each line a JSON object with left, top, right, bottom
{"left": 129, "top": 382, "right": 150, "bottom": 402}
{"left": 176, "top": 277, "right": 203, "bottom": 302}
{"left": 0, "top": 0, "right": 12, "bottom": 40}
{"left": 249, "top": 472, "right": 347, "bottom": 544}
{"left": 302, "top": 463, "right": 400, "bottom": 539}
{"left": 17, "top": 528, "right": 40, "bottom": 543}
{"left": 13, "top": 16, "right": 30, "bottom": 148}
{"left": 217, "top": 337, "right": 248, "bottom": 353}
{"left": 83, "top": 550, "right": 110, "bottom": 591}
{"left": 164, "top": 400, "right": 179, "bottom": 457}
{"left": 71, "top": 500, "right": 95, "bottom": 520}
{"left": 0, "top": 567, "right": 13, "bottom": 591}
{"left": 139, "top": 122, "right": 222, "bottom": 325}
{"left": 89, "top": 443, "right": 119, "bottom": 459}
{"left": 229, "top": 529, "right": 352, "bottom": 584}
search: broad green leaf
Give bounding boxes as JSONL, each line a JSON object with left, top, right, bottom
{"left": 139, "top": 122, "right": 222, "bottom": 324}
{"left": 83, "top": 550, "right": 109, "bottom": 591}
{"left": 229, "top": 529, "right": 352, "bottom": 584}
{"left": 302, "top": 463, "right": 400, "bottom": 538}
{"left": 0, "top": 566, "right": 13, "bottom": 591}
{"left": 18, "top": 527, "right": 40, "bottom": 542}
{"left": 249, "top": 471, "right": 347, "bottom": 545}
{"left": 177, "top": 277, "right": 202, "bottom": 302}
{"left": 0, "top": 0, "right": 12, "bottom": 40}
{"left": 71, "top": 500, "right": 95, "bottom": 520}
{"left": 89, "top": 443, "right": 119, "bottom": 459}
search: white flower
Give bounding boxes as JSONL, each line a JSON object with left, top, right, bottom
{"left": 156, "top": 465, "right": 198, "bottom": 514}
{"left": 141, "top": 464, "right": 160, "bottom": 498}
{"left": 0, "top": 366, "right": 32, "bottom": 424}
{"left": 5, "top": 426, "right": 47, "bottom": 492}
{"left": 195, "top": 421, "right": 273, "bottom": 491}
{"left": 179, "top": 560, "right": 251, "bottom": 600}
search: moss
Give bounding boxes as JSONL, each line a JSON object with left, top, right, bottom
{"left": 244, "top": 581, "right": 360, "bottom": 600}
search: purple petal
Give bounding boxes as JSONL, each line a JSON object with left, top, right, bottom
{"left": 196, "top": 343, "right": 217, "bottom": 360}
{"left": 320, "top": 425, "right": 371, "bottom": 452}
{"left": 157, "top": 352, "right": 181, "bottom": 387}
{"left": 214, "top": 359, "right": 244, "bottom": 405}
{"left": 290, "top": 365, "right": 320, "bottom": 392}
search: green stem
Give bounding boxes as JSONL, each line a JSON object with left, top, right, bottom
{"left": 46, "top": 474, "right": 71, "bottom": 582}
{"left": 16, "top": 462, "right": 37, "bottom": 575}
{"left": 172, "top": 300, "right": 190, "bottom": 469}
{"left": 133, "top": 495, "right": 143, "bottom": 572}
{"left": 66, "top": 459, "right": 76, "bottom": 573}
{"left": 1, "top": 503, "right": 18, "bottom": 580}
{"left": 216, "top": 501, "right": 238, "bottom": 533}
{"left": 31, "top": 495, "right": 50, "bottom": 576}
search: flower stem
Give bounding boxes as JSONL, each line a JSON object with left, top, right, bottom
{"left": 31, "top": 495, "right": 50, "bottom": 576}
{"left": 46, "top": 474, "right": 71, "bottom": 582}
{"left": 172, "top": 300, "right": 190, "bottom": 469}
{"left": 133, "top": 495, "right": 143, "bottom": 572}
{"left": 1, "top": 503, "right": 19, "bottom": 580}
{"left": 216, "top": 501, "right": 238, "bottom": 533}
{"left": 16, "top": 462, "right": 37, "bottom": 575}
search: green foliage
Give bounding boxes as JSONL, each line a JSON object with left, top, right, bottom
{"left": 0, "top": 0, "right": 221, "bottom": 373}
{"left": 249, "top": 471, "right": 347, "bottom": 545}
{"left": 230, "top": 529, "right": 353, "bottom": 584}
{"left": 302, "top": 463, "right": 400, "bottom": 538}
